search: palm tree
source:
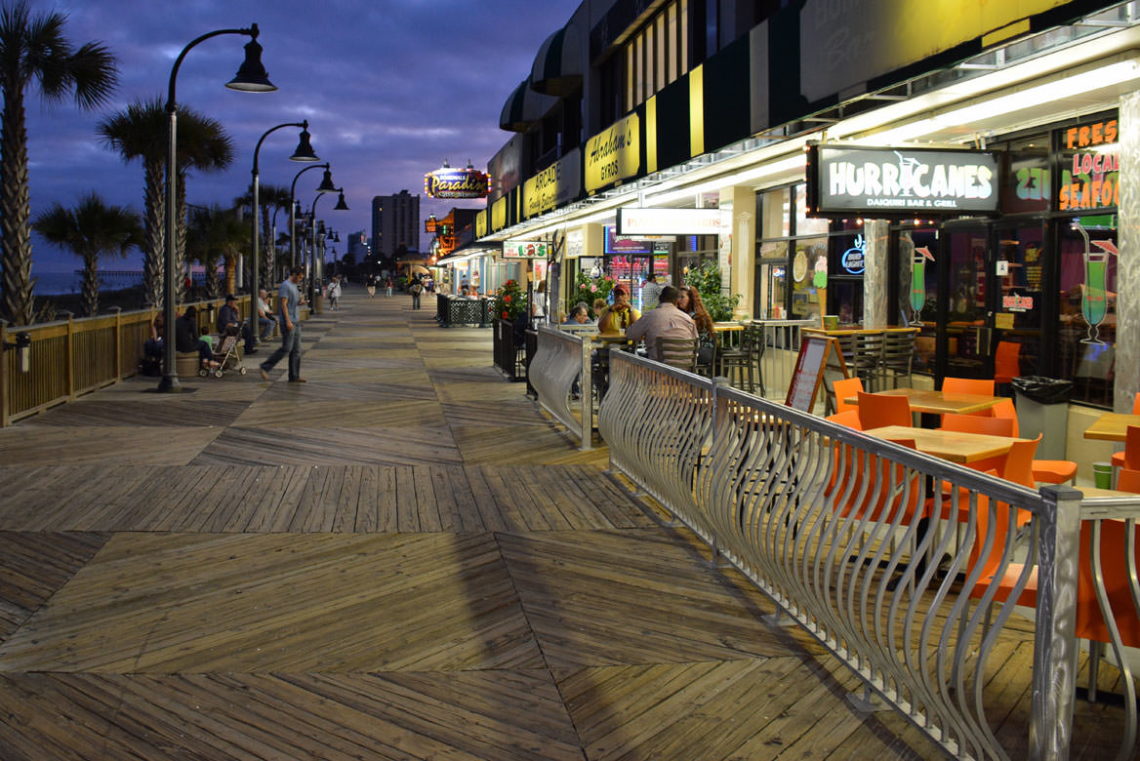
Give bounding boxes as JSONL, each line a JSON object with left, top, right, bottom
{"left": 186, "top": 204, "right": 243, "bottom": 298}
{"left": 33, "top": 193, "right": 142, "bottom": 317}
{"left": 176, "top": 116, "right": 233, "bottom": 301}
{"left": 98, "top": 98, "right": 233, "bottom": 307}
{"left": 0, "top": 1, "right": 117, "bottom": 326}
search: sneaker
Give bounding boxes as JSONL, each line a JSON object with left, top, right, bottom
{"left": 288, "top": 377, "right": 307, "bottom": 383}
{"left": 259, "top": 368, "right": 270, "bottom": 381}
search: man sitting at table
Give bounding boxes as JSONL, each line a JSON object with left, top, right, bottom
{"left": 625, "top": 285, "right": 697, "bottom": 361}
{"left": 597, "top": 285, "right": 640, "bottom": 334}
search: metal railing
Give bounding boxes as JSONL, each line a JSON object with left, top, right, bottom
{"left": 598, "top": 349, "right": 1093, "bottom": 761}
{"left": 1071, "top": 495, "right": 1140, "bottom": 761}
{"left": 0, "top": 296, "right": 256, "bottom": 426}
{"left": 749, "top": 319, "right": 817, "bottom": 399}
{"left": 530, "top": 325, "right": 594, "bottom": 450}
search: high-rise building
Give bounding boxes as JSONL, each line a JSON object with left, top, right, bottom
{"left": 371, "top": 190, "right": 420, "bottom": 262}
{"left": 346, "top": 230, "right": 369, "bottom": 260}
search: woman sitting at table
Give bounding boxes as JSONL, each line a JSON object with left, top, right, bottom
{"left": 597, "top": 285, "right": 640, "bottom": 334}
{"left": 678, "top": 285, "right": 715, "bottom": 366}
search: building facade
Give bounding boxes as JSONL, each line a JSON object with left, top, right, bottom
{"left": 371, "top": 190, "right": 421, "bottom": 262}
{"left": 475, "top": 0, "right": 1140, "bottom": 469}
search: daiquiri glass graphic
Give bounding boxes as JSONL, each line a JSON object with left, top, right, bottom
{"left": 910, "top": 246, "right": 935, "bottom": 325}
{"left": 1072, "top": 221, "right": 1118, "bottom": 344}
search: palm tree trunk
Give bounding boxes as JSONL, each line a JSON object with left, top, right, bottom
{"left": 203, "top": 255, "right": 219, "bottom": 299}
{"left": 176, "top": 171, "right": 187, "bottom": 303}
{"left": 225, "top": 254, "right": 236, "bottom": 296}
{"left": 142, "top": 156, "right": 164, "bottom": 307}
{"left": 0, "top": 84, "right": 35, "bottom": 326}
{"left": 81, "top": 253, "right": 99, "bottom": 317}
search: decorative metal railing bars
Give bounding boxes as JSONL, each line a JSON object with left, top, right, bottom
{"left": 597, "top": 350, "right": 1104, "bottom": 761}
{"left": 530, "top": 326, "right": 594, "bottom": 449}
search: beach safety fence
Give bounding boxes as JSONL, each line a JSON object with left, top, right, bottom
{"left": 596, "top": 348, "right": 1139, "bottom": 761}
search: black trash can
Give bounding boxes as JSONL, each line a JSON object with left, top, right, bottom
{"left": 1012, "top": 376, "right": 1073, "bottom": 460}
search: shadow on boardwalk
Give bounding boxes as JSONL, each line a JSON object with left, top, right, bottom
{"left": 0, "top": 289, "right": 943, "bottom": 760}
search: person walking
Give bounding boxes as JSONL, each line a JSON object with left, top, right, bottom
{"left": 409, "top": 278, "right": 423, "bottom": 310}
{"left": 327, "top": 276, "right": 342, "bottom": 311}
{"left": 385, "top": 276, "right": 393, "bottom": 297}
{"left": 259, "top": 267, "right": 306, "bottom": 383}
{"left": 366, "top": 274, "right": 376, "bottom": 298}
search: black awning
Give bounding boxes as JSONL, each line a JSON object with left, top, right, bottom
{"left": 530, "top": 21, "right": 583, "bottom": 97}
{"left": 499, "top": 77, "right": 558, "bottom": 132}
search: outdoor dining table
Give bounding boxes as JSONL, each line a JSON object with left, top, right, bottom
{"left": 1083, "top": 412, "right": 1140, "bottom": 441}
{"left": 844, "top": 387, "right": 1004, "bottom": 416}
{"left": 863, "top": 425, "right": 1026, "bottom": 465}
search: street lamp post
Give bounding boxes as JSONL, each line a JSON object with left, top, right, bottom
{"left": 289, "top": 163, "right": 337, "bottom": 269}
{"left": 159, "top": 24, "right": 276, "bottom": 393}
{"left": 309, "top": 189, "right": 349, "bottom": 306}
{"left": 250, "top": 120, "right": 318, "bottom": 347}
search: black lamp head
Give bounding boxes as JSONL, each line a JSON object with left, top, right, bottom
{"left": 317, "top": 167, "right": 337, "bottom": 193}
{"left": 226, "top": 32, "right": 277, "bottom": 92}
{"left": 290, "top": 127, "right": 319, "bottom": 162}
{"left": 333, "top": 190, "right": 349, "bottom": 211}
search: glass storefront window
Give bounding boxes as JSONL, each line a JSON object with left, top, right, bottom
{"left": 758, "top": 240, "right": 788, "bottom": 319}
{"left": 761, "top": 187, "right": 790, "bottom": 238}
{"left": 790, "top": 238, "right": 826, "bottom": 320}
{"left": 899, "top": 229, "right": 938, "bottom": 374}
{"left": 795, "top": 184, "right": 829, "bottom": 236}
{"left": 1058, "top": 214, "right": 1117, "bottom": 406}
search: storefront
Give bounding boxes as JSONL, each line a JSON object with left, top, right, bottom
{"left": 753, "top": 112, "right": 1120, "bottom": 407}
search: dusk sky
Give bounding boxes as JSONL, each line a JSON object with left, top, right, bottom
{"left": 23, "top": 0, "right": 582, "bottom": 276}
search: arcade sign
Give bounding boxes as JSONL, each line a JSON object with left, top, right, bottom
{"left": 806, "top": 144, "right": 999, "bottom": 216}
{"left": 424, "top": 162, "right": 491, "bottom": 199}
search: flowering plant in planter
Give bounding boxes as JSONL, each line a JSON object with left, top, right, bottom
{"left": 494, "top": 279, "right": 527, "bottom": 321}
{"left": 574, "top": 271, "right": 615, "bottom": 317}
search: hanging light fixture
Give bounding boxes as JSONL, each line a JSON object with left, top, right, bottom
{"left": 290, "top": 127, "right": 318, "bottom": 161}
{"left": 334, "top": 190, "right": 349, "bottom": 210}
{"left": 317, "top": 167, "right": 337, "bottom": 193}
{"left": 226, "top": 27, "right": 276, "bottom": 92}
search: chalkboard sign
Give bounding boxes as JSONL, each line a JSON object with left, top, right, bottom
{"left": 785, "top": 335, "right": 847, "bottom": 412}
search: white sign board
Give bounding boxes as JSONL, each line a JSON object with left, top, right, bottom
{"left": 617, "top": 207, "right": 727, "bottom": 236}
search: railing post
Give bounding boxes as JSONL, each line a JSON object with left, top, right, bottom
{"left": 580, "top": 337, "right": 593, "bottom": 451}
{"left": 0, "top": 320, "right": 8, "bottom": 428}
{"left": 65, "top": 313, "right": 75, "bottom": 399}
{"left": 1029, "top": 484, "right": 1082, "bottom": 761}
{"left": 113, "top": 307, "right": 123, "bottom": 380}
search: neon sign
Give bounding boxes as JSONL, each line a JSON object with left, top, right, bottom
{"left": 841, "top": 235, "right": 866, "bottom": 275}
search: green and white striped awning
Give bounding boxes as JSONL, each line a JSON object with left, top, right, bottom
{"left": 530, "top": 20, "right": 583, "bottom": 97}
{"left": 499, "top": 77, "right": 558, "bottom": 132}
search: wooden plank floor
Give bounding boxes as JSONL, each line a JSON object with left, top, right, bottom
{"left": 0, "top": 289, "right": 998, "bottom": 760}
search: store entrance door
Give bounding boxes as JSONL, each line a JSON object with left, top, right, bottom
{"left": 939, "top": 225, "right": 993, "bottom": 380}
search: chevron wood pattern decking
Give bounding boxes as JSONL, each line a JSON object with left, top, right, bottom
{"left": 0, "top": 289, "right": 1002, "bottom": 760}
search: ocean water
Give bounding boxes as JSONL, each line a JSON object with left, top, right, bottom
{"left": 31, "top": 270, "right": 220, "bottom": 296}
{"left": 33, "top": 270, "right": 144, "bottom": 296}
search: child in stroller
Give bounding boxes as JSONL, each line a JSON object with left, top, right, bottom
{"left": 198, "top": 322, "right": 248, "bottom": 378}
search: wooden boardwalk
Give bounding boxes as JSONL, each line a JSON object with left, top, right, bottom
{"left": 0, "top": 289, "right": 960, "bottom": 760}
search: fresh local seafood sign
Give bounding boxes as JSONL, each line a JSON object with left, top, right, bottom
{"left": 811, "top": 145, "right": 999, "bottom": 215}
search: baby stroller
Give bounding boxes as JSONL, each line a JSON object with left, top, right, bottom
{"left": 198, "top": 323, "right": 247, "bottom": 378}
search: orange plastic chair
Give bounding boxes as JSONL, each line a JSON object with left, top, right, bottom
{"left": 986, "top": 398, "right": 1019, "bottom": 435}
{"left": 940, "top": 413, "right": 1014, "bottom": 437}
{"left": 856, "top": 391, "right": 912, "bottom": 430}
{"left": 993, "top": 341, "right": 1021, "bottom": 385}
{"left": 1116, "top": 468, "right": 1140, "bottom": 493}
{"left": 832, "top": 377, "right": 864, "bottom": 414}
{"left": 1112, "top": 416, "right": 1140, "bottom": 469}
{"left": 941, "top": 377, "right": 996, "bottom": 396}
{"left": 1031, "top": 458, "right": 1078, "bottom": 485}
{"left": 826, "top": 409, "right": 862, "bottom": 430}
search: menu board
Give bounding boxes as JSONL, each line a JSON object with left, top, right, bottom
{"left": 786, "top": 336, "right": 846, "bottom": 412}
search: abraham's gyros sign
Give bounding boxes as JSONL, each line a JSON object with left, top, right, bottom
{"left": 806, "top": 144, "right": 999, "bottom": 217}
